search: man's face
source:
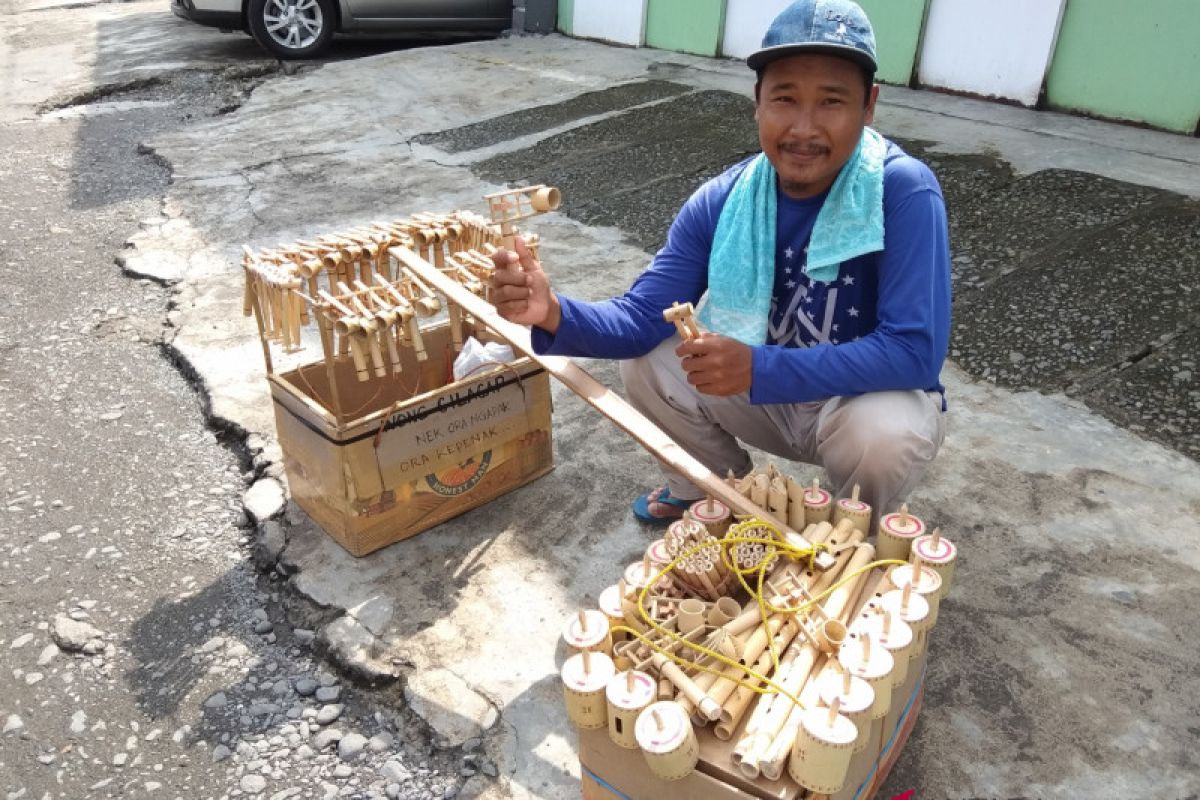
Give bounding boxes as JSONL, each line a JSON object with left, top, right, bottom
{"left": 755, "top": 53, "right": 879, "bottom": 199}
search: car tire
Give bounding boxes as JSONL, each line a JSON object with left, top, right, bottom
{"left": 248, "top": 0, "right": 335, "bottom": 59}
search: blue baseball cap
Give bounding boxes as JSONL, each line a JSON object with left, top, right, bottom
{"left": 747, "top": 0, "right": 877, "bottom": 75}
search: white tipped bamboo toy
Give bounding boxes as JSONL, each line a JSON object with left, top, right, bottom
{"left": 562, "top": 649, "right": 615, "bottom": 730}
{"left": 562, "top": 609, "right": 613, "bottom": 657}
{"left": 876, "top": 502, "right": 927, "bottom": 562}
{"left": 837, "top": 631, "right": 895, "bottom": 720}
{"left": 817, "top": 663, "right": 876, "bottom": 752}
{"left": 853, "top": 607, "right": 915, "bottom": 688}
{"left": 911, "top": 526, "right": 957, "bottom": 598}
{"left": 787, "top": 698, "right": 858, "bottom": 794}
{"left": 832, "top": 483, "right": 872, "bottom": 535}
{"left": 606, "top": 670, "right": 656, "bottom": 749}
{"left": 888, "top": 554, "right": 944, "bottom": 626}
{"left": 878, "top": 581, "right": 932, "bottom": 656}
{"left": 635, "top": 702, "right": 700, "bottom": 781}
{"left": 484, "top": 184, "right": 562, "bottom": 247}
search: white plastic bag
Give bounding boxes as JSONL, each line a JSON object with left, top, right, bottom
{"left": 453, "top": 336, "right": 517, "bottom": 381}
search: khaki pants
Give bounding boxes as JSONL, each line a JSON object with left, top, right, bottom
{"left": 619, "top": 338, "right": 946, "bottom": 521}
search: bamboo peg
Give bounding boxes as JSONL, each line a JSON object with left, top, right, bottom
{"left": 827, "top": 696, "right": 841, "bottom": 727}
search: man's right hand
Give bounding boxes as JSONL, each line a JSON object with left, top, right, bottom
{"left": 489, "top": 236, "right": 561, "bottom": 333}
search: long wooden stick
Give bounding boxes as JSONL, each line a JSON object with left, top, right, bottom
{"left": 393, "top": 246, "right": 834, "bottom": 570}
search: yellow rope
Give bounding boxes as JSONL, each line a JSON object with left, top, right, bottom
{"left": 609, "top": 519, "right": 908, "bottom": 714}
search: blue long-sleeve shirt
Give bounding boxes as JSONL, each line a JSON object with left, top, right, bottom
{"left": 531, "top": 141, "right": 951, "bottom": 405}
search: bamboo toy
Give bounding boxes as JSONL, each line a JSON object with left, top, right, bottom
{"left": 688, "top": 496, "right": 732, "bottom": 537}
{"left": 562, "top": 609, "right": 613, "bottom": 657}
{"left": 662, "top": 301, "right": 701, "bottom": 341}
{"left": 339, "top": 282, "right": 387, "bottom": 378}
{"left": 837, "top": 631, "right": 895, "bottom": 720}
{"left": 911, "top": 527, "right": 957, "bottom": 598}
{"left": 816, "top": 663, "right": 875, "bottom": 752}
{"left": 768, "top": 477, "right": 790, "bottom": 519}
{"left": 787, "top": 697, "right": 858, "bottom": 794}
{"left": 876, "top": 502, "right": 927, "bottom": 562}
{"left": 318, "top": 289, "right": 371, "bottom": 382}
{"left": 635, "top": 702, "right": 700, "bottom": 781}
{"left": 352, "top": 279, "right": 403, "bottom": 375}
{"left": 644, "top": 539, "right": 673, "bottom": 571}
{"left": 832, "top": 483, "right": 872, "bottom": 535}
{"left": 598, "top": 583, "right": 627, "bottom": 642}
{"left": 877, "top": 583, "right": 931, "bottom": 657}
{"left": 562, "top": 649, "right": 615, "bottom": 730}
{"left": 607, "top": 670, "right": 657, "bottom": 749}
{"left": 484, "top": 184, "right": 562, "bottom": 247}
{"left": 675, "top": 599, "right": 707, "bottom": 635}
{"left": 887, "top": 557, "right": 943, "bottom": 627}
{"left": 852, "top": 607, "right": 915, "bottom": 688}
{"left": 373, "top": 274, "right": 427, "bottom": 362}
{"left": 785, "top": 475, "right": 807, "bottom": 530}
{"left": 803, "top": 478, "right": 833, "bottom": 524}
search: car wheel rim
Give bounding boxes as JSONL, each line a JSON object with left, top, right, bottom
{"left": 263, "top": 0, "right": 323, "bottom": 50}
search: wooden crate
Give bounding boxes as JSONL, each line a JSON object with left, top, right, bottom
{"left": 270, "top": 321, "right": 553, "bottom": 556}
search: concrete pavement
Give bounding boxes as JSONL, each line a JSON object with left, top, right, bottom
{"left": 49, "top": 18, "right": 1200, "bottom": 800}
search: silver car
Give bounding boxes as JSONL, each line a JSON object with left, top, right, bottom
{"left": 172, "top": 0, "right": 512, "bottom": 59}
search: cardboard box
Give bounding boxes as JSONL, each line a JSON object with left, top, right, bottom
{"left": 579, "top": 663, "right": 923, "bottom": 800}
{"left": 578, "top": 569, "right": 927, "bottom": 800}
{"left": 270, "top": 322, "right": 553, "bottom": 555}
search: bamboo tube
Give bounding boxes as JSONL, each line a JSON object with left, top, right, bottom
{"left": 676, "top": 667, "right": 721, "bottom": 718}
{"left": 832, "top": 484, "right": 872, "bottom": 535}
{"left": 676, "top": 599, "right": 706, "bottom": 634}
{"left": 887, "top": 561, "right": 943, "bottom": 627}
{"left": 688, "top": 497, "right": 731, "bottom": 537}
{"left": 807, "top": 524, "right": 866, "bottom": 597}
{"left": 737, "top": 639, "right": 820, "bottom": 779}
{"left": 651, "top": 654, "right": 722, "bottom": 722}
{"left": 750, "top": 473, "right": 769, "bottom": 507}
{"left": 768, "top": 478, "right": 789, "bottom": 518}
{"left": 757, "top": 653, "right": 827, "bottom": 780}
{"left": 787, "top": 699, "right": 858, "bottom": 793}
{"left": 785, "top": 476, "right": 807, "bottom": 531}
{"left": 606, "top": 670, "right": 656, "bottom": 749}
{"left": 875, "top": 503, "right": 926, "bottom": 563}
{"left": 714, "top": 650, "right": 775, "bottom": 740}
{"left": 562, "top": 609, "right": 613, "bottom": 657}
{"left": 803, "top": 479, "right": 833, "bottom": 524}
{"left": 561, "top": 650, "right": 615, "bottom": 730}
{"left": 836, "top": 632, "right": 894, "bottom": 720}
{"left": 816, "top": 663, "right": 875, "bottom": 752}
{"left": 707, "top": 597, "right": 741, "bottom": 628}
{"left": 911, "top": 527, "right": 957, "bottom": 599}
{"left": 821, "top": 543, "right": 878, "bottom": 623}
{"left": 853, "top": 608, "right": 914, "bottom": 688}
{"left": 635, "top": 702, "right": 699, "bottom": 781}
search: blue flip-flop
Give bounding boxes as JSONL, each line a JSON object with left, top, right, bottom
{"left": 631, "top": 486, "right": 695, "bottom": 525}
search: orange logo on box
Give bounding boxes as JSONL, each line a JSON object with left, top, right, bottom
{"left": 425, "top": 451, "right": 492, "bottom": 496}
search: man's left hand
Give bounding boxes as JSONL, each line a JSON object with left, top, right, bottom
{"left": 676, "top": 334, "right": 753, "bottom": 396}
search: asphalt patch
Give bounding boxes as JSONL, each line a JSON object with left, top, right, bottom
{"left": 413, "top": 79, "right": 690, "bottom": 154}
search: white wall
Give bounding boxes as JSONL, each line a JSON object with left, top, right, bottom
{"left": 573, "top": 0, "right": 646, "bottom": 47}
{"left": 917, "top": 0, "right": 1066, "bottom": 106}
{"left": 721, "top": 0, "right": 794, "bottom": 59}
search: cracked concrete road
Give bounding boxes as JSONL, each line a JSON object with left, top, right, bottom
{"left": 6, "top": 2, "right": 1200, "bottom": 797}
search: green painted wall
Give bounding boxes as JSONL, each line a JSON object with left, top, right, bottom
{"left": 856, "top": 0, "right": 927, "bottom": 86}
{"left": 557, "top": 0, "right": 573, "bottom": 35}
{"left": 645, "top": 0, "right": 724, "bottom": 57}
{"left": 1046, "top": 0, "right": 1200, "bottom": 134}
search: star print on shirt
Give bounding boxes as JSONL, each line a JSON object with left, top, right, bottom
{"left": 784, "top": 247, "right": 795, "bottom": 260}
{"left": 847, "top": 307, "right": 860, "bottom": 317}
{"left": 785, "top": 280, "right": 796, "bottom": 289}
{"left": 843, "top": 275, "right": 855, "bottom": 286}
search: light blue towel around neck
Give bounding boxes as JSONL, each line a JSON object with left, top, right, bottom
{"left": 697, "top": 127, "right": 887, "bottom": 346}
